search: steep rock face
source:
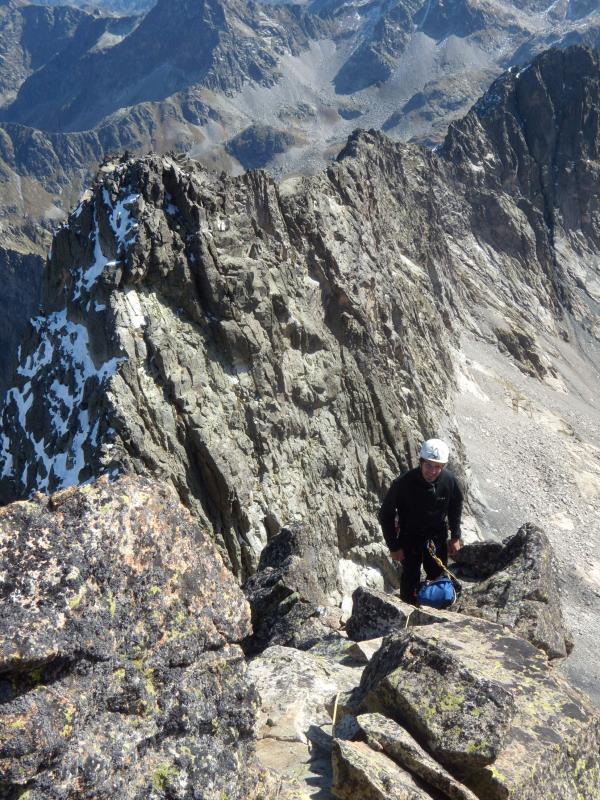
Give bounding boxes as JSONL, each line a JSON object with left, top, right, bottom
{"left": 243, "top": 524, "right": 344, "bottom": 654}
{"left": 1, "top": 46, "right": 600, "bottom": 596}
{"left": 0, "top": 142, "right": 460, "bottom": 591}
{"left": 0, "top": 474, "right": 275, "bottom": 799}
{"left": 0, "top": 0, "right": 599, "bottom": 243}
{"left": 415, "top": 0, "right": 489, "bottom": 41}
{"left": 441, "top": 45, "right": 600, "bottom": 327}
{"left": 0, "top": 246, "right": 43, "bottom": 392}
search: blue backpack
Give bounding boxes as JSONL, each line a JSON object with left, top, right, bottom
{"left": 416, "top": 577, "right": 457, "bottom": 609}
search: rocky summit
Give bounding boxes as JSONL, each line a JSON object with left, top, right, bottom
{"left": 0, "top": 36, "right": 600, "bottom": 799}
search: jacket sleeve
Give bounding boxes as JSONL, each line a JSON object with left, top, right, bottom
{"left": 379, "top": 476, "right": 402, "bottom": 551}
{"left": 448, "top": 475, "right": 464, "bottom": 539}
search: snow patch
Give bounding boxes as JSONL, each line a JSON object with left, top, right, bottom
{"left": 72, "top": 191, "right": 139, "bottom": 302}
{"left": 123, "top": 288, "right": 146, "bottom": 329}
{"left": 0, "top": 310, "right": 125, "bottom": 493}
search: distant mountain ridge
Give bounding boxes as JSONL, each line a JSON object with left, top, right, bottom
{"left": 31, "top": 0, "right": 155, "bottom": 12}
{"left": 1, "top": 0, "right": 325, "bottom": 132}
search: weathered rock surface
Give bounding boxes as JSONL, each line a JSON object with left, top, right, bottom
{"left": 360, "top": 628, "right": 517, "bottom": 772}
{"left": 0, "top": 474, "right": 274, "bottom": 799}
{"left": 248, "top": 641, "right": 365, "bottom": 797}
{"left": 249, "top": 569, "right": 600, "bottom": 799}
{"left": 345, "top": 586, "right": 414, "bottom": 641}
{"left": 332, "top": 738, "right": 435, "bottom": 799}
{"left": 0, "top": 246, "right": 43, "bottom": 392}
{"left": 243, "top": 524, "right": 343, "bottom": 654}
{"left": 353, "top": 616, "right": 600, "bottom": 799}
{"left": 455, "top": 523, "right": 573, "bottom": 659}
{"left": 357, "top": 713, "right": 480, "bottom": 800}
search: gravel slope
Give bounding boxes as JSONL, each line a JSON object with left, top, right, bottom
{"left": 454, "top": 328, "right": 600, "bottom": 707}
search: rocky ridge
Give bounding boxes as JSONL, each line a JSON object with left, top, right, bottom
{"left": 0, "top": 0, "right": 598, "bottom": 204}
{"left": 1, "top": 475, "right": 598, "bottom": 799}
{"left": 1, "top": 46, "right": 599, "bottom": 596}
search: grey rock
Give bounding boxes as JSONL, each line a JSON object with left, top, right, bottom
{"left": 243, "top": 524, "right": 342, "bottom": 654}
{"left": 1, "top": 144, "right": 454, "bottom": 592}
{"left": 2, "top": 0, "right": 324, "bottom": 132}
{"left": 455, "top": 523, "right": 574, "bottom": 659}
{"left": 331, "top": 738, "right": 436, "bottom": 799}
{"left": 415, "top": 0, "right": 488, "bottom": 41}
{"left": 248, "top": 644, "right": 362, "bottom": 795}
{"left": 357, "top": 712, "right": 480, "bottom": 800}
{"left": 355, "top": 616, "right": 600, "bottom": 798}
{"left": 450, "top": 539, "right": 506, "bottom": 579}
{"left": 0, "top": 474, "right": 274, "bottom": 799}
{"left": 359, "top": 628, "right": 517, "bottom": 771}
{"left": 331, "top": 0, "right": 422, "bottom": 94}
{"left": 345, "top": 586, "right": 414, "bottom": 641}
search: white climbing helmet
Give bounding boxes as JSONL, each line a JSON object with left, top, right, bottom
{"left": 419, "top": 438, "right": 449, "bottom": 464}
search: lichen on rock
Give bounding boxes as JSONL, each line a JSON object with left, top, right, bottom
{"left": 0, "top": 474, "right": 273, "bottom": 799}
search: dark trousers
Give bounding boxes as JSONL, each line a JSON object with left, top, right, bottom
{"left": 400, "top": 536, "right": 448, "bottom": 604}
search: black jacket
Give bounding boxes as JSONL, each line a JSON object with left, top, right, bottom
{"left": 379, "top": 466, "right": 463, "bottom": 552}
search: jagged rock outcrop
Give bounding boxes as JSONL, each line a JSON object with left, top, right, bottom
{"left": 441, "top": 45, "right": 600, "bottom": 330}
{"left": 454, "top": 522, "right": 574, "bottom": 659}
{"left": 0, "top": 0, "right": 598, "bottom": 234}
{"left": 243, "top": 524, "right": 344, "bottom": 654}
{"left": 1, "top": 46, "right": 600, "bottom": 600}
{"left": 333, "top": 615, "right": 600, "bottom": 799}
{"left": 343, "top": 523, "right": 573, "bottom": 660}
{"left": 0, "top": 246, "right": 43, "bottom": 392}
{"left": 0, "top": 474, "right": 276, "bottom": 799}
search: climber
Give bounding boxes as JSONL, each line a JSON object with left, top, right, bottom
{"left": 379, "top": 438, "right": 463, "bottom": 604}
